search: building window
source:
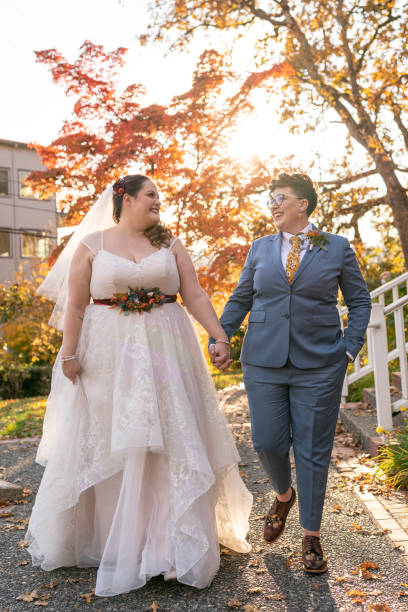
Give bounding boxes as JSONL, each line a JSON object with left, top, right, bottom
{"left": 0, "top": 229, "right": 12, "bottom": 257}
{"left": 0, "top": 168, "right": 9, "bottom": 196}
{"left": 21, "top": 231, "right": 54, "bottom": 258}
{"left": 19, "top": 170, "right": 39, "bottom": 199}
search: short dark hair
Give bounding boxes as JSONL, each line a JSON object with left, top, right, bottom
{"left": 269, "top": 172, "right": 318, "bottom": 216}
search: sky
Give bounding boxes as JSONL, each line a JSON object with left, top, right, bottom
{"left": 1, "top": 0, "right": 381, "bottom": 244}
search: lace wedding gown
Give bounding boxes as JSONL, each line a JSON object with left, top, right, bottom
{"left": 26, "top": 231, "right": 252, "bottom": 596}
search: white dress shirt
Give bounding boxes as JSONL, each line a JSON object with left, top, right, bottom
{"left": 281, "top": 223, "right": 313, "bottom": 269}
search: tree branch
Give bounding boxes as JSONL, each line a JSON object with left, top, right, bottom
{"left": 241, "top": 0, "right": 285, "bottom": 27}
{"left": 394, "top": 110, "right": 408, "bottom": 152}
{"left": 355, "top": 12, "right": 400, "bottom": 74}
{"left": 318, "top": 168, "right": 379, "bottom": 188}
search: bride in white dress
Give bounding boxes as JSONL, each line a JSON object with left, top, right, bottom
{"left": 25, "top": 175, "right": 252, "bottom": 597}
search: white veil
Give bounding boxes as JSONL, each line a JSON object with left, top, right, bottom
{"left": 37, "top": 186, "right": 116, "bottom": 331}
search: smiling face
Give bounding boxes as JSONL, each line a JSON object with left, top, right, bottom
{"left": 269, "top": 186, "right": 309, "bottom": 234}
{"left": 123, "top": 179, "right": 161, "bottom": 227}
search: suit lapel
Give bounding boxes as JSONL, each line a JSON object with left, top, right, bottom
{"left": 269, "top": 233, "right": 289, "bottom": 285}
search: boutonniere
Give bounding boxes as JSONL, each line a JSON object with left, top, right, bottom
{"left": 305, "top": 229, "right": 330, "bottom": 251}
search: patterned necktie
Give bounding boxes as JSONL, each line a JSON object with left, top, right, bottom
{"left": 286, "top": 235, "right": 302, "bottom": 284}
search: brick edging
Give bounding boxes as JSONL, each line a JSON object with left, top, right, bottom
{"left": 334, "top": 457, "right": 408, "bottom": 568}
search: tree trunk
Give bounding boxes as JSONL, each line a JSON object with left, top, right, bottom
{"left": 377, "top": 161, "right": 408, "bottom": 266}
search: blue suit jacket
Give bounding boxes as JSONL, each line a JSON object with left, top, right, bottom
{"left": 212, "top": 229, "right": 371, "bottom": 369}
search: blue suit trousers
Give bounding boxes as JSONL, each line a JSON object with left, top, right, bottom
{"left": 242, "top": 356, "right": 348, "bottom": 531}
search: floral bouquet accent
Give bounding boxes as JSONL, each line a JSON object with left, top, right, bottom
{"left": 305, "top": 229, "right": 330, "bottom": 251}
{"left": 109, "top": 286, "right": 167, "bottom": 315}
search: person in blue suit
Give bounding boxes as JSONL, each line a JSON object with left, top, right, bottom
{"left": 209, "top": 172, "right": 371, "bottom": 573}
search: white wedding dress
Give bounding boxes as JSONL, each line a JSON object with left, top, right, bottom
{"left": 26, "top": 231, "right": 252, "bottom": 597}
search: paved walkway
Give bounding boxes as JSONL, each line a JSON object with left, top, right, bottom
{"left": 1, "top": 385, "right": 408, "bottom": 611}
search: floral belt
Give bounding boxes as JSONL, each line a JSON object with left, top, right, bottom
{"left": 93, "top": 286, "right": 177, "bottom": 315}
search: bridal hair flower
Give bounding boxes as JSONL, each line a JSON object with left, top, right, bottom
{"left": 113, "top": 177, "right": 125, "bottom": 196}
{"left": 304, "top": 229, "right": 330, "bottom": 251}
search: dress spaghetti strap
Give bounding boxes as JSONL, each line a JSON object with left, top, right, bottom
{"left": 101, "top": 230, "right": 104, "bottom": 250}
{"left": 169, "top": 236, "right": 178, "bottom": 251}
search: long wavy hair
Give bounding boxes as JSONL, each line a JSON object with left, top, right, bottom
{"left": 112, "top": 174, "right": 173, "bottom": 248}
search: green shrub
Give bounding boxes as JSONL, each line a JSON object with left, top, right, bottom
{"left": 375, "top": 420, "right": 408, "bottom": 489}
{"left": 0, "top": 363, "right": 53, "bottom": 400}
{"left": 0, "top": 265, "right": 61, "bottom": 399}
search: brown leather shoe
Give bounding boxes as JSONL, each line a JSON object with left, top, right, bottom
{"left": 264, "top": 487, "right": 296, "bottom": 543}
{"left": 302, "top": 535, "right": 327, "bottom": 573}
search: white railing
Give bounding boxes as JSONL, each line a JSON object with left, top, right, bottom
{"left": 340, "top": 271, "right": 408, "bottom": 430}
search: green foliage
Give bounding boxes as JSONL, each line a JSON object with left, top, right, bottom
{"left": 229, "top": 325, "right": 246, "bottom": 369}
{"left": 375, "top": 419, "right": 408, "bottom": 489}
{"left": 212, "top": 371, "right": 243, "bottom": 390}
{"left": 0, "top": 265, "right": 61, "bottom": 399}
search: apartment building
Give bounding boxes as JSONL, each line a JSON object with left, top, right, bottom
{"left": 0, "top": 138, "right": 57, "bottom": 284}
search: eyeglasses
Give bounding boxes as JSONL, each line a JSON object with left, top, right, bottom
{"left": 267, "top": 193, "right": 302, "bottom": 210}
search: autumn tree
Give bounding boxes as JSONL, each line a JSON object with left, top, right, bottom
{"left": 146, "top": 0, "right": 408, "bottom": 263}
{"left": 28, "top": 41, "right": 290, "bottom": 298}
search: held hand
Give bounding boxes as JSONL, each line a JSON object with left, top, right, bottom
{"left": 209, "top": 343, "right": 217, "bottom": 365}
{"left": 62, "top": 358, "right": 81, "bottom": 384}
{"left": 212, "top": 342, "right": 232, "bottom": 371}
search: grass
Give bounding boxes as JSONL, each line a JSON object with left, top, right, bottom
{"left": 0, "top": 396, "right": 46, "bottom": 439}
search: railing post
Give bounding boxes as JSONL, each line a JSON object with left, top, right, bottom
{"left": 370, "top": 303, "right": 393, "bottom": 431}
{"left": 394, "top": 306, "right": 408, "bottom": 402}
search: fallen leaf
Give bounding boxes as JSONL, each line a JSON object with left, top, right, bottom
{"left": 398, "top": 591, "right": 408, "bottom": 597}
{"left": 368, "top": 605, "right": 390, "bottom": 611}
{"left": 351, "top": 523, "right": 362, "bottom": 530}
{"left": 346, "top": 588, "right": 367, "bottom": 603}
{"left": 16, "top": 590, "right": 38, "bottom": 602}
{"left": 0, "top": 512, "right": 13, "bottom": 518}
{"left": 367, "top": 589, "right": 384, "bottom": 596}
{"left": 243, "top": 606, "right": 259, "bottom": 612}
{"left": 226, "top": 599, "right": 241, "bottom": 609}
{"left": 266, "top": 593, "right": 287, "bottom": 600}
{"left": 255, "top": 568, "right": 267, "bottom": 574}
{"left": 17, "top": 540, "right": 28, "bottom": 549}
{"left": 252, "top": 515, "right": 266, "bottom": 520}
{"left": 42, "top": 579, "right": 59, "bottom": 589}
{"left": 34, "top": 602, "right": 49, "bottom": 607}
{"left": 313, "top": 580, "right": 322, "bottom": 591}
{"left": 352, "top": 561, "right": 379, "bottom": 580}
{"left": 331, "top": 504, "right": 342, "bottom": 513}
{"left": 335, "top": 574, "right": 352, "bottom": 583}
{"left": 79, "top": 590, "right": 95, "bottom": 604}
{"left": 151, "top": 602, "right": 159, "bottom": 612}
{"left": 247, "top": 587, "right": 262, "bottom": 594}
{"left": 249, "top": 559, "right": 260, "bottom": 567}
{"left": 18, "top": 560, "right": 29, "bottom": 566}
{"left": 220, "top": 547, "right": 232, "bottom": 555}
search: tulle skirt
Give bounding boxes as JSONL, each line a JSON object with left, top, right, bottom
{"left": 26, "top": 302, "right": 252, "bottom": 596}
